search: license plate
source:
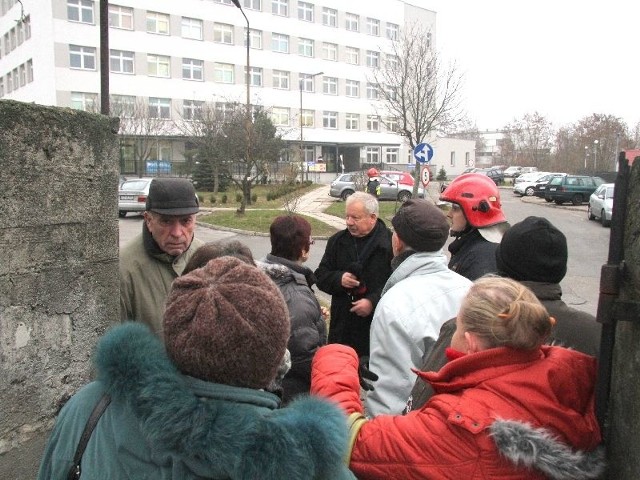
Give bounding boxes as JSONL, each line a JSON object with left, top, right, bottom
{"left": 549, "top": 187, "right": 556, "bottom": 191}
{"left": 120, "top": 195, "right": 135, "bottom": 200}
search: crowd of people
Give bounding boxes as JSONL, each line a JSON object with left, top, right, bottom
{"left": 39, "top": 174, "right": 605, "bottom": 479}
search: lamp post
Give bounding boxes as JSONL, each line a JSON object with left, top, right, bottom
{"left": 300, "top": 71, "right": 323, "bottom": 182}
{"left": 614, "top": 133, "right": 620, "bottom": 172}
{"left": 593, "top": 139, "right": 599, "bottom": 171}
{"left": 584, "top": 145, "right": 588, "bottom": 170}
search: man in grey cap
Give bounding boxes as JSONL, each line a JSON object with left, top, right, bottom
{"left": 364, "top": 199, "right": 472, "bottom": 417}
{"left": 120, "top": 178, "right": 204, "bottom": 337}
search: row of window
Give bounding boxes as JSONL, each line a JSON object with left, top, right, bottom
{"left": 0, "top": 0, "right": 17, "bottom": 17}
{"left": 0, "top": 59, "right": 33, "bottom": 97}
{"left": 70, "top": 92, "right": 399, "bottom": 133}
{"left": 1, "top": 15, "right": 31, "bottom": 58}
{"left": 70, "top": 0, "right": 400, "bottom": 40}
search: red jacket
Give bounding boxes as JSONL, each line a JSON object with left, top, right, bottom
{"left": 311, "top": 344, "right": 604, "bottom": 480}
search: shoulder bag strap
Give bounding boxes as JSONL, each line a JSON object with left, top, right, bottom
{"left": 66, "top": 394, "right": 112, "bottom": 480}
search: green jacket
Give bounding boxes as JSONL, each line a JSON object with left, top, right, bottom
{"left": 120, "top": 226, "right": 203, "bottom": 337}
{"left": 38, "top": 323, "right": 355, "bottom": 480}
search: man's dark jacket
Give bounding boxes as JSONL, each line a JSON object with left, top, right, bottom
{"left": 315, "top": 219, "right": 392, "bottom": 357}
{"left": 448, "top": 228, "right": 498, "bottom": 281}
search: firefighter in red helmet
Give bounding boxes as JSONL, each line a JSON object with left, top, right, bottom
{"left": 366, "top": 168, "right": 381, "bottom": 198}
{"left": 439, "top": 173, "right": 510, "bottom": 280}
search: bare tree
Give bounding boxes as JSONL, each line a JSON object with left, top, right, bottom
{"left": 372, "top": 22, "right": 465, "bottom": 192}
{"left": 502, "top": 112, "right": 554, "bottom": 168}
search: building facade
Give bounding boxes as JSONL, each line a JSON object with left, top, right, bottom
{"left": 0, "top": 0, "right": 474, "bottom": 178}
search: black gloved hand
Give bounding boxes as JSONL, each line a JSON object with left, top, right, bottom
{"left": 358, "top": 356, "right": 379, "bottom": 391}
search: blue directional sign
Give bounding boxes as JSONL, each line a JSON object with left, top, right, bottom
{"left": 413, "top": 143, "right": 434, "bottom": 164}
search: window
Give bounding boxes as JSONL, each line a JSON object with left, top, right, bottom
{"left": 465, "top": 152, "right": 470, "bottom": 166}
{"left": 386, "top": 22, "right": 399, "bottom": 40}
{"left": 385, "top": 116, "right": 398, "bottom": 133}
{"left": 298, "top": 38, "right": 313, "bottom": 57}
{"left": 147, "top": 54, "right": 170, "bottom": 77}
{"left": 0, "top": 78, "right": 4, "bottom": 97}
{"left": 323, "top": 111, "right": 337, "bottom": 129}
{"left": 345, "top": 80, "right": 359, "bottom": 97}
{"left": 214, "top": 23, "right": 233, "bottom": 44}
{"left": 301, "top": 109, "right": 314, "bottom": 127}
{"left": 367, "top": 115, "right": 379, "bottom": 131}
{"left": 271, "top": 107, "right": 289, "bottom": 126}
{"left": 322, "top": 7, "right": 337, "bottom": 27}
{"left": 182, "top": 17, "right": 203, "bottom": 40}
{"left": 366, "top": 50, "right": 380, "bottom": 68}
{"left": 322, "top": 42, "right": 337, "bottom": 61}
{"left": 271, "top": 33, "right": 289, "bottom": 53}
{"left": 345, "top": 46, "right": 359, "bottom": 65}
{"left": 384, "top": 84, "right": 398, "bottom": 101}
{"left": 110, "top": 94, "right": 135, "bottom": 117}
{"left": 247, "top": 66, "right": 262, "bottom": 86}
{"left": 214, "top": 0, "right": 233, "bottom": 4}
{"left": 215, "top": 102, "right": 234, "bottom": 119}
{"left": 149, "top": 141, "right": 173, "bottom": 164}
{"left": 345, "top": 13, "right": 358, "bottom": 31}
{"left": 298, "top": 2, "right": 313, "bottom": 22}
{"left": 110, "top": 49, "right": 134, "bottom": 74}
{"left": 366, "top": 82, "right": 379, "bottom": 100}
{"left": 71, "top": 92, "right": 98, "bottom": 111}
{"left": 183, "top": 58, "right": 204, "bottom": 81}
{"left": 4, "top": 33, "right": 9, "bottom": 55}
{"left": 149, "top": 97, "right": 171, "bottom": 119}
{"left": 109, "top": 5, "right": 133, "bottom": 29}
{"left": 366, "top": 17, "right": 380, "bottom": 36}
{"left": 16, "top": 21, "right": 23, "bottom": 45}
{"left": 246, "top": 29, "right": 262, "bottom": 49}
{"left": 272, "top": 0, "right": 288, "bottom": 16}
{"left": 67, "top": 0, "right": 94, "bottom": 24}
{"left": 299, "top": 73, "right": 316, "bottom": 92}
{"left": 366, "top": 147, "right": 380, "bottom": 163}
{"left": 183, "top": 99, "right": 204, "bottom": 120}
{"left": 322, "top": 76, "right": 337, "bottom": 95}
{"left": 345, "top": 113, "right": 359, "bottom": 130}
{"left": 24, "top": 15, "right": 31, "bottom": 40}
{"left": 147, "top": 12, "right": 170, "bottom": 35}
{"left": 450, "top": 151, "right": 455, "bottom": 167}
{"left": 272, "top": 70, "right": 289, "bottom": 89}
{"left": 244, "top": 0, "right": 261, "bottom": 9}
{"left": 386, "top": 147, "right": 398, "bottom": 163}
{"left": 214, "top": 63, "right": 234, "bottom": 83}
{"left": 386, "top": 54, "right": 399, "bottom": 70}
{"left": 18, "top": 64, "right": 25, "bottom": 86}
{"left": 70, "top": 45, "right": 96, "bottom": 70}
{"left": 6, "top": 71, "right": 13, "bottom": 93}
{"left": 26, "top": 59, "right": 33, "bottom": 82}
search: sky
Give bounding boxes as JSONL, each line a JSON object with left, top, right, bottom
{"left": 409, "top": 0, "right": 640, "bottom": 131}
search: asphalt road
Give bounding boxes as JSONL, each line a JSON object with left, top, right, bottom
{"left": 119, "top": 193, "right": 607, "bottom": 316}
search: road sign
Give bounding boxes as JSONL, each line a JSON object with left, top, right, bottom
{"left": 414, "top": 143, "right": 434, "bottom": 164}
{"left": 420, "top": 165, "right": 431, "bottom": 188}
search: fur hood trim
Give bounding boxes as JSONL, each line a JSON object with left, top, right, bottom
{"left": 490, "top": 419, "right": 606, "bottom": 479}
{"left": 96, "top": 323, "right": 349, "bottom": 479}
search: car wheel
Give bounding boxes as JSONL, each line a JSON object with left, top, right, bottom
{"left": 398, "top": 191, "right": 412, "bottom": 203}
{"left": 601, "top": 210, "right": 611, "bottom": 228}
{"left": 554, "top": 199, "right": 564, "bottom": 205}
{"left": 118, "top": 211, "right": 127, "bottom": 218}
{"left": 588, "top": 205, "right": 596, "bottom": 220}
{"left": 525, "top": 187, "right": 535, "bottom": 196}
{"left": 544, "top": 198, "right": 553, "bottom": 203}
{"left": 341, "top": 189, "right": 354, "bottom": 201}
{"left": 571, "top": 194, "right": 583, "bottom": 206}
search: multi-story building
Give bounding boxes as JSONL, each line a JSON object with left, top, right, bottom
{"left": 0, "top": 0, "right": 474, "bottom": 178}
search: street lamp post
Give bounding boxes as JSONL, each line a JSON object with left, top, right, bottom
{"left": 300, "top": 71, "right": 323, "bottom": 182}
{"left": 584, "top": 145, "right": 588, "bottom": 170}
{"left": 593, "top": 139, "right": 599, "bottom": 171}
{"left": 614, "top": 133, "right": 620, "bottom": 172}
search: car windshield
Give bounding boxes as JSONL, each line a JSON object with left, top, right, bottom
{"left": 121, "top": 180, "right": 150, "bottom": 191}
{"left": 549, "top": 176, "right": 563, "bottom": 185}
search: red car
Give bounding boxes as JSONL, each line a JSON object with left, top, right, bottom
{"left": 380, "top": 170, "right": 415, "bottom": 187}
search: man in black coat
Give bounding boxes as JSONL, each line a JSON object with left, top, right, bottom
{"left": 315, "top": 192, "right": 393, "bottom": 357}
{"left": 406, "top": 216, "right": 602, "bottom": 413}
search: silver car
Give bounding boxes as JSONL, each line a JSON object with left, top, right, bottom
{"left": 118, "top": 178, "right": 153, "bottom": 217}
{"left": 329, "top": 172, "right": 424, "bottom": 202}
{"left": 588, "top": 183, "right": 614, "bottom": 227}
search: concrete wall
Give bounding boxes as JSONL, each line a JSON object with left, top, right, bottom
{"left": 0, "top": 100, "right": 120, "bottom": 479}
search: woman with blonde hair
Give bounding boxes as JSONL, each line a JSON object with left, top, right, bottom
{"left": 312, "top": 276, "right": 605, "bottom": 479}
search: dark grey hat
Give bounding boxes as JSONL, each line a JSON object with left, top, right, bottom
{"left": 146, "top": 178, "right": 199, "bottom": 215}
{"left": 391, "top": 199, "right": 450, "bottom": 252}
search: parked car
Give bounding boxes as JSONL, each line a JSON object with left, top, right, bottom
{"left": 474, "top": 167, "right": 504, "bottom": 185}
{"left": 520, "top": 167, "right": 539, "bottom": 174}
{"left": 513, "top": 172, "right": 565, "bottom": 197}
{"left": 513, "top": 171, "right": 548, "bottom": 186}
{"left": 380, "top": 170, "right": 415, "bottom": 187}
{"left": 533, "top": 173, "right": 567, "bottom": 198}
{"left": 329, "top": 172, "right": 424, "bottom": 201}
{"left": 545, "top": 175, "right": 604, "bottom": 205}
{"left": 503, "top": 166, "right": 523, "bottom": 178}
{"left": 462, "top": 167, "right": 478, "bottom": 174}
{"left": 118, "top": 178, "right": 153, "bottom": 217}
{"left": 588, "top": 183, "right": 615, "bottom": 227}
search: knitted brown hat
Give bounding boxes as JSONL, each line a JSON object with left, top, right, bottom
{"left": 391, "top": 199, "right": 450, "bottom": 252}
{"left": 164, "top": 256, "right": 290, "bottom": 389}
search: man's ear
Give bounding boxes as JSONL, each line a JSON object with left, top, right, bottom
{"left": 464, "top": 331, "right": 483, "bottom": 354}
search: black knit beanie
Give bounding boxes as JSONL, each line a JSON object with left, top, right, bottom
{"left": 391, "top": 199, "right": 450, "bottom": 252}
{"left": 495, "top": 216, "right": 568, "bottom": 283}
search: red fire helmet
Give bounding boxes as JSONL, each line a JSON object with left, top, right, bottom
{"left": 440, "top": 173, "right": 507, "bottom": 228}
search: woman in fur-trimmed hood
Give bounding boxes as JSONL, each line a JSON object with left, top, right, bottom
{"left": 38, "top": 257, "right": 354, "bottom": 480}
{"left": 311, "top": 277, "right": 605, "bottom": 480}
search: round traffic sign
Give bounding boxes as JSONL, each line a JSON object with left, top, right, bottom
{"left": 420, "top": 166, "right": 431, "bottom": 188}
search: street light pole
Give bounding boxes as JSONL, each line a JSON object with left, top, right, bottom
{"left": 593, "top": 139, "right": 599, "bottom": 171}
{"left": 300, "top": 71, "right": 323, "bottom": 182}
{"left": 584, "top": 145, "right": 588, "bottom": 170}
{"left": 614, "top": 133, "right": 620, "bottom": 172}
